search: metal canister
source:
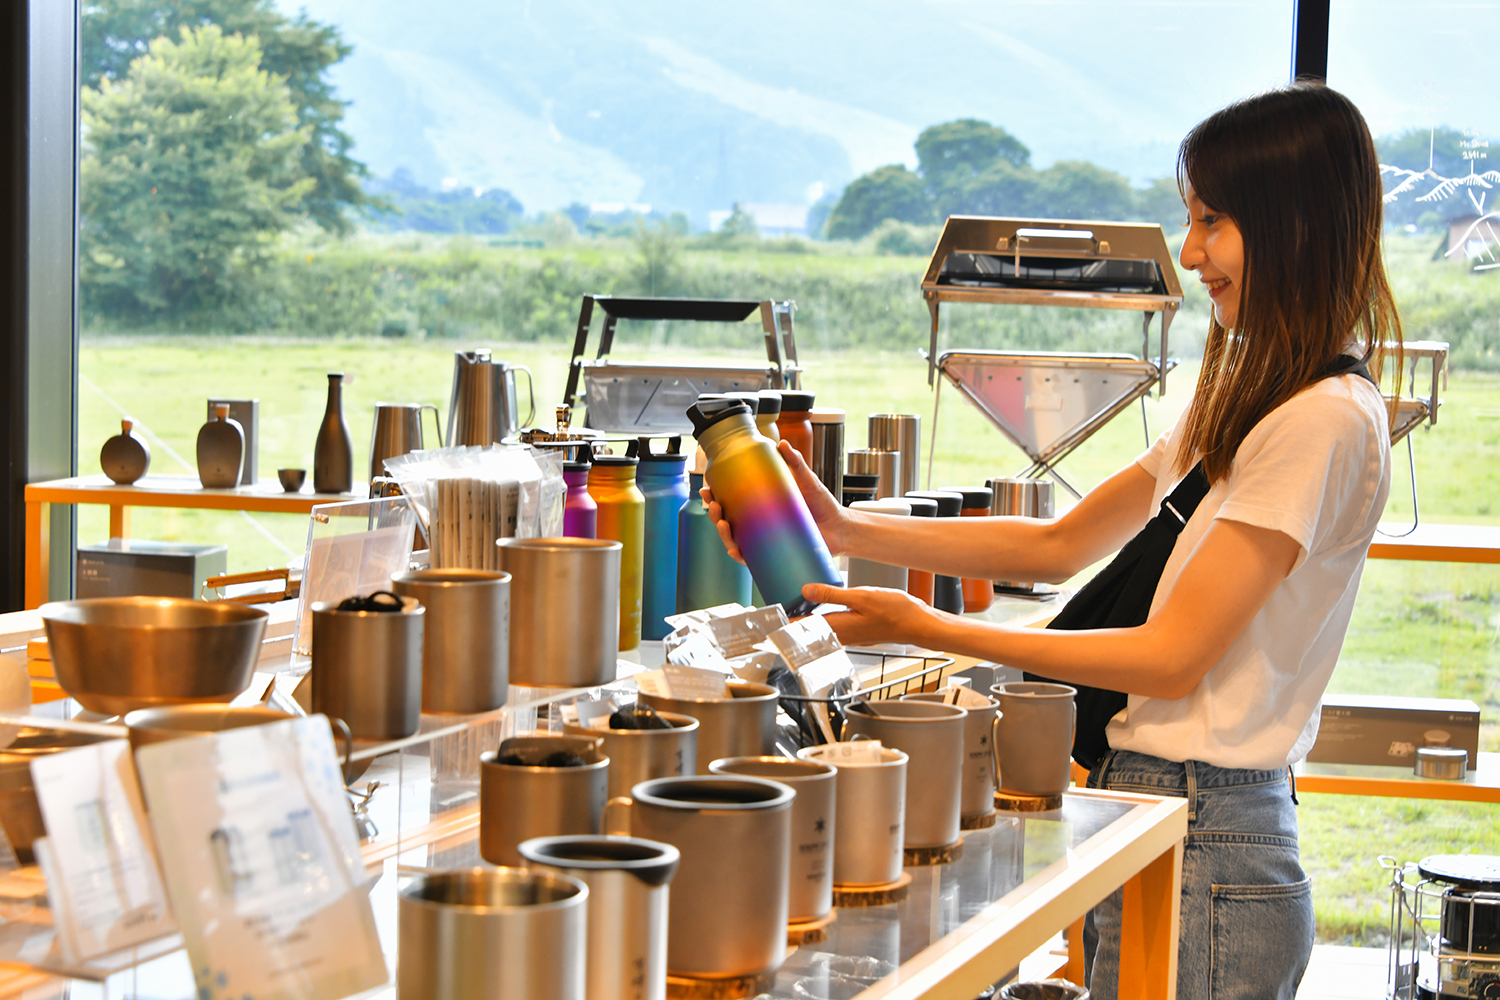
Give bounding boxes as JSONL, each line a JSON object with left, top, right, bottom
{"left": 637, "top": 438, "right": 690, "bottom": 641}
{"left": 638, "top": 682, "right": 779, "bottom": 772}
{"left": 809, "top": 407, "right": 845, "bottom": 505}
{"left": 590, "top": 448, "right": 646, "bottom": 651}
{"left": 496, "top": 538, "right": 621, "bottom": 688}
{"left": 311, "top": 595, "right": 424, "bottom": 740}
{"left": 940, "top": 487, "right": 995, "bottom": 612}
{"left": 987, "top": 478, "right": 1055, "bottom": 592}
{"left": 397, "top": 867, "right": 588, "bottom": 1000}
{"left": 479, "top": 735, "right": 609, "bottom": 866}
{"left": 847, "top": 449, "right": 901, "bottom": 501}
{"left": 391, "top": 568, "right": 510, "bottom": 714}
{"left": 867, "top": 413, "right": 921, "bottom": 496}
{"left": 905, "top": 491, "right": 965, "bottom": 614}
{"left": 562, "top": 712, "right": 700, "bottom": 800}
{"left": 677, "top": 465, "right": 753, "bottom": 614}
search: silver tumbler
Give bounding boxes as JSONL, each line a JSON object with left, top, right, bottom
{"left": 519, "top": 835, "right": 679, "bottom": 1000}
{"left": 562, "top": 712, "right": 700, "bottom": 800}
{"left": 868, "top": 413, "right": 921, "bottom": 496}
{"left": 903, "top": 692, "right": 1000, "bottom": 824}
{"left": 391, "top": 568, "right": 510, "bottom": 714}
{"left": 496, "top": 538, "right": 621, "bottom": 687}
{"left": 397, "top": 867, "right": 587, "bottom": 1000}
{"left": 798, "top": 744, "right": 908, "bottom": 888}
{"left": 987, "top": 478, "right": 1055, "bottom": 592}
{"left": 809, "top": 408, "right": 846, "bottom": 505}
{"left": 310, "top": 596, "right": 423, "bottom": 740}
{"left": 846, "top": 449, "right": 902, "bottom": 501}
{"left": 846, "top": 500, "right": 911, "bottom": 591}
{"left": 637, "top": 682, "right": 778, "bottom": 772}
{"left": 480, "top": 735, "right": 609, "bottom": 866}
{"left": 843, "top": 700, "right": 966, "bottom": 849}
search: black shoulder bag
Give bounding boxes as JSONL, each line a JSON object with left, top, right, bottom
{"left": 1029, "top": 356, "right": 1375, "bottom": 771}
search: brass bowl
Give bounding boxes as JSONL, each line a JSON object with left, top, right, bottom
{"left": 40, "top": 597, "right": 268, "bottom": 716}
{"left": 123, "top": 704, "right": 294, "bottom": 752}
{"left": 0, "top": 728, "right": 118, "bottom": 862}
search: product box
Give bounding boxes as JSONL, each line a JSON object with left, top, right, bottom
{"left": 1307, "top": 693, "right": 1480, "bottom": 767}
{"left": 77, "top": 538, "right": 228, "bottom": 600}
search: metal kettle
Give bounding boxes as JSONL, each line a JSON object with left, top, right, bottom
{"left": 370, "top": 402, "right": 443, "bottom": 481}
{"left": 448, "top": 350, "right": 536, "bottom": 446}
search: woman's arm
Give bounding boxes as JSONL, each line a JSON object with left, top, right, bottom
{"left": 708, "top": 440, "right": 1159, "bottom": 584}
{"left": 805, "top": 516, "right": 1302, "bottom": 699}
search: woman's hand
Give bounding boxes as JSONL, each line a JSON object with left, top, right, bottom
{"left": 701, "top": 439, "right": 851, "bottom": 564}
{"left": 800, "top": 582, "right": 941, "bottom": 647}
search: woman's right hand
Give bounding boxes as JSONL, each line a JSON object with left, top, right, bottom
{"left": 700, "top": 438, "right": 850, "bottom": 564}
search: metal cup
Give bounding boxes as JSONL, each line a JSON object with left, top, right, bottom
{"left": 797, "top": 744, "right": 908, "bottom": 888}
{"left": 370, "top": 401, "right": 442, "bottom": 481}
{"left": 398, "top": 867, "right": 588, "bottom": 1000}
{"left": 637, "top": 682, "right": 778, "bottom": 771}
{"left": 392, "top": 568, "right": 510, "bottom": 714}
{"left": 497, "top": 538, "right": 621, "bottom": 688}
{"left": 480, "top": 735, "right": 609, "bottom": 866}
{"left": 561, "top": 712, "right": 700, "bottom": 800}
{"left": 987, "top": 479, "right": 1055, "bottom": 592}
{"left": 842, "top": 700, "right": 966, "bottom": 849}
{"left": 809, "top": 408, "right": 845, "bottom": 505}
{"left": 519, "top": 835, "right": 679, "bottom": 1000}
{"left": 709, "top": 755, "right": 837, "bottom": 923}
{"left": 605, "top": 776, "right": 793, "bottom": 980}
{"left": 990, "top": 682, "right": 1077, "bottom": 798}
{"left": 846, "top": 449, "right": 902, "bottom": 501}
{"left": 311, "top": 596, "right": 424, "bottom": 740}
{"left": 867, "top": 413, "right": 921, "bottom": 497}
{"left": 902, "top": 692, "right": 1000, "bottom": 823}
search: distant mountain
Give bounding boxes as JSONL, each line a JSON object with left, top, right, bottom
{"left": 276, "top": 0, "right": 1497, "bottom": 228}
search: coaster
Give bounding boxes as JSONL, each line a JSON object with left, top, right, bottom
{"left": 994, "top": 790, "right": 1064, "bottom": 812}
{"left": 960, "top": 810, "right": 998, "bottom": 830}
{"left": 787, "top": 909, "right": 837, "bottom": 946}
{"left": 832, "top": 871, "right": 912, "bottom": 908}
{"left": 666, "top": 971, "right": 777, "bottom": 999}
{"left": 904, "top": 839, "right": 964, "bottom": 867}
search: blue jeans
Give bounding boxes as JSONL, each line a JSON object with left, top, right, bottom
{"left": 1085, "top": 750, "right": 1313, "bottom": 1000}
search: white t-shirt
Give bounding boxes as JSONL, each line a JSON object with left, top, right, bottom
{"left": 1105, "top": 372, "right": 1391, "bottom": 770}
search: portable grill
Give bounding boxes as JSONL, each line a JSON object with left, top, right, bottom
{"left": 922, "top": 217, "right": 1184, "bottom": 497}
{"left": 562, "top": 296, "right": 800, "bottom": 436}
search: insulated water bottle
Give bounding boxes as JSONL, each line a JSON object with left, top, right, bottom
{"left": 755, "top": 391, "right": 782, "bottom": 442}
{"left": 943, "top": 487, "right": 995, "bottom": 612}
{"left": 639, "top": 437, "right": 690, "bottom": 641}
{"left": 590, "top": 443, "right": 645, "bottom": 651}
{"left": 902, "top": 495, "right": 938, "bottom": 605}
{"left": 563, "top": 445, "right": 597, "bottom": 539}
{"left": 677, "top": 455, "right": 753, "bottom": 614}
{"left": 906, "top": 491, "right": 965, "bottom": 614}
{"left": 775, "top": 391, "right": 815, "bottom": 464}
{"left": 687, "top": 399, "right": 840, "bottom": 616}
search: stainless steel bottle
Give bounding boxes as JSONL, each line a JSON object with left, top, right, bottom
{"left": 314, "top": 372, "right": 353, "bottom": 493}
{"left": 589, "top": 444, "right": 646, "bottom": 651}
{"left": 638, "top": 438, "right": 689, "bottom": 641}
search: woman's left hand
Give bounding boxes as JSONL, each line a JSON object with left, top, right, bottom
{"left": 800, "top": 582, "right": 941, "bottom": 647}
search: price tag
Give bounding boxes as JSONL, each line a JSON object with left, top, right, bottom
{"left": 819, "top": 740, "right": 886, "bottom": 765}
{"left": 135, "top": 717, "right": 386, "bottom": 1000}
{"left": 29, "top": 739, "right": 176, "bottom": 962}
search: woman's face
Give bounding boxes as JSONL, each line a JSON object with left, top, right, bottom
{"left": 1179, "top": 188, "right": 1245, "bottom": 329}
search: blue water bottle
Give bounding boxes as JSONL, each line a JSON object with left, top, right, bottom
{"left": 638, "top": 437, "right": 690, "bottom": 640}
{"left": 677, "top": 446, "right": 753, "bottom": 613}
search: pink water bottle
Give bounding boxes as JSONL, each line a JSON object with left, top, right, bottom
{"left": 563, "top": 444, "right": 597, "bottom": 539}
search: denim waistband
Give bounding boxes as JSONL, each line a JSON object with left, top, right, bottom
{"left": 1090, "top": 749, "right": 1289, "bottom": 792}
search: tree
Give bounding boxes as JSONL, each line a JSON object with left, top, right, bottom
{"left": 80, "top": 25, "right": 313, "bottom": 320}
{"left": 917, "top": 119, "right": 1030, "bottom": 216}
{"left": 951, "top": 160, "right": 1042, "bottom": 218}
{"left": 1134, "top": 176, "right": 1185, "bottom": 229}
{"left": 826, "top": 165, "right": 931, "bottom": 240}
{"left": 1033, "top": 160, "right": 1136, "bottom": 221}
{"left": 83, "top": 0, "right": 369, "bottom": 233}
{"left": 632, "top": 214, "right": 688, "bottom": 294}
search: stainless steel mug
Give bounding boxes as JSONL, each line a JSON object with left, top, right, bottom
{"left": 637, "top": 682, "right": 778, "bottom": 772}
{"left": 846, "top": 449, "right": 902, "bottom": 501}
{"left": 797, "top": 744, "right": 907, "bottom": 887}
{"left": 480, "top": 735, "right": 609, "bottom": 866}
{"left": 519, "top": 835, "right": 679, "bottom": 1000}
{"left": 398, "top": 867, "right": 588, "bottom": 1000}
{"left": 496, "top": 538, "right": 621, "bottom": 688}
{"left": 604, "top": 775, "right": 793, "bottom": 980}
{"left": 448, "top": 349, "right": 536, "bottom": 445}
{"left": 311, "top": 596, "right": 423, "bottom": 740}
{"left": 990, "top": 682, "right": 1077, "bottom": 798}
{"left": 809, "top": 408, "right": 846, "bottom": 505}
{"left": 562, "top": 712, "right": 699, "bottom": 800}
{"left": 987, "top": 478, "right": 1055, "bottom": 592}
{"left": 903, "top": 692, "right": 1000, "bottom": 824}
{"left": 709, "top": 755, "right": 837, "bottom": 923}
{"left": 846, "top": 500, "right": 911, "bottom": 590}
{"left": 867, "top": 413, "right": 921, "bottom": 497}
{"left": 392, "top": 568, "right": 510, "bottom": 714}
{"left": 370, "top": 401, "right": 442, "bottom": 481}
{"left": 843, "top": 700, "right": 966, "bottom": 849}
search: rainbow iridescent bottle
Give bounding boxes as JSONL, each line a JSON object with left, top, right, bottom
{"left": 687, "top": 398, "right": 840, "bottom": 616}
{"left": 637, "top": 436, "right": 690, "bottom": 640}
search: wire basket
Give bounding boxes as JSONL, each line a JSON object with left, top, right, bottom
{"left": 776, "top": 647, "right": 956, "bottom": 707}
{"left": 1384, "top": 856, "right": 1500, "bottom": 999}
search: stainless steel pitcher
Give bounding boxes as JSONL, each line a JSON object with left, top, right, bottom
{"left": 448, "top": 350, "right": 536, "bottom": 445}
{"left": 370, "top": 402, "right": 442, "bottom": 481}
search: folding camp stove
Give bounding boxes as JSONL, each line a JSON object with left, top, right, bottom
{"left": 563, "top": 296, "right": 800, "bottom": 436}
{"left": 922, "top": 217, "right": 1184, "bottom": 498}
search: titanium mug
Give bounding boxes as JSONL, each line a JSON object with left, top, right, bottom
{"left": 990, "top": 682, "right": 1077, "bottom": 798}
{"left": 842, "top": 700, "right": 966, "bottom": 849}
{"left": 310, "top": 595, "right": 423, "bottom": 740}
{"left": 561, "top": 711, "right": 700, "bottom": 800}
{"left": 902, "top": 691, "right": 1000, "bottom": 823}
{"left": 637, "top": 681, "right": 778, "bottom": 772}
{"left": 391, "top": 567, "right": 510, "bottom": 714}
{"left": 797, "top": 743, "right": 908, "bottom": 887}
{"left": 479, "top": 735, "right": 609, "bottom": 866}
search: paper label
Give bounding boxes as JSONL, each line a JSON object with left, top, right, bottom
{"left": 135, "top": 717, "right": 386, "bottom": 1000}
{"left": 953, "top": 686, "right": 994, "bottom": 710}
{"left": 663, "top": 665, "right": 732, "bottom": 701}
{"left": 634, "top": 670, "right": 670, "bottom": 699}
{"left": 30, "top": 739, "right": 176, "bottom": 962}
{"left": 816, "top": 740, "right": 886, "bottom": 765}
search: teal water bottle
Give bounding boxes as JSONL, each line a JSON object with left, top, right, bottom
{"left": 639, "top": 437, "right": 690, "bottom": 640}
{"left": 676, "top": 447, "right": 752, "bottom": 613}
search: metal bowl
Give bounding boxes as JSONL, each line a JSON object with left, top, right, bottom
{"left": 0, "top": 728, "right": 118, "bottom": 862}
{"left": 123, "top": 704, "right": 294, "bottom": 752}
{"left": 40, "top": 597, "right": 268, "bottom": 716}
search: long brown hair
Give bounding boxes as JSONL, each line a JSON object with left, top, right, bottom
{"left": 1174, "top": 83, "right": 1402, "bottom": 482}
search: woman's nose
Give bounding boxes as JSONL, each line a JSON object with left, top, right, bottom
{"left": 1179, "top": 230, "right": 1203, "bottom": 270}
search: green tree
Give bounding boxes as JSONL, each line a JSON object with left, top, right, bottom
{"left": 917, "top": 118, "right": 1031, "bottom": 216}
{"left": 951, "top": 160, "right": 1042, "bottom": 218}
{"left": 83, "top": 0, "right": 369, "bottom": 233}
{"left": 632, "top": 214, "right": 688, "bottom": 294}
{"left": 826, "top": 165, "right": 931, "bottom": 240}
{"left": 1134, "top": 176, "right": 1186, "bottom": 229}
{"left": 1033, "top": 160, "right": 1136, "bottom": 221}
{"left": 80, "top": 25, "right": 314, "bottom": 321}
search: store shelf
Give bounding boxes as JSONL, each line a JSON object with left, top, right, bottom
{"left": 1295, "top": 752, "right": 1500, "bottom": 803}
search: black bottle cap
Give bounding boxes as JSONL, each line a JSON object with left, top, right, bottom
{"left": 726, "top": 392, "right": 762, "bottom": 415}
{"left": 779, "top": 391, "right": 816, "bottom": 412}
{"left": 939, "top": 487, "right": 995, "bottom": 511}
{"left": 591, "top": 439, "right": 640, "bottom": 466}
{"left": 756, "top": 390, "right": 782, "bottom": 416}
{"left": 687, "top": 398, "right": 753, "bottom": 438}
{"left": 639, "top": 436, "right": 689, "bottom": 463}
{"left": 906, "top": 490, "right": 963, "bottom": 517}
{"left": 904, "top": 496, "right": 938, "bottom": 517}
{"left": 843, "top": 473, "right": 880, "bottom": 489}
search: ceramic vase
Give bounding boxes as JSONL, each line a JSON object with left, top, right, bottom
{"left": 100, "top": 419, "right": 150, "bottom": 485}
{"left": 314, "top": 372, "right": 353, "bottom": 494}
{"left": 196, "top": 404, "right": 244, "bottom": 489}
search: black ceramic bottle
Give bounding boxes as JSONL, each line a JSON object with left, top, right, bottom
{"left": 314, "top": 372, "right": 353, "bottom": 493}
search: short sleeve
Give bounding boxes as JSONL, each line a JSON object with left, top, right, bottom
{"left": 1213, "top": 383, "right": 1385, "bottom": 571}
{"left": 1134, "top": 424, "right": 1174, "bottom": 481}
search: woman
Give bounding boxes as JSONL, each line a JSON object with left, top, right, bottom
{"left": 709, "top": 83, "right": 1399, "bottom": 999}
